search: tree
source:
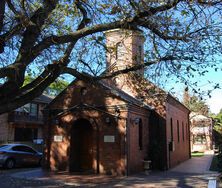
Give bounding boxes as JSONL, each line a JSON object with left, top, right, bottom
{"left": 183, "top": 88, "right": 210, "bottom": 115}
{"left": 212, "top": 109, "right": 222, "bottom": 145}
{"left": 187, "top": 96, "right": 209, "bottom": 115}
{"left": 24, "top": 75, "right": 69, "bottom": 96}
{"left": 0, "top": 0, "right": 222, "bottom": 114}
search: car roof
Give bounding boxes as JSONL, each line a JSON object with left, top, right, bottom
{"left": 0, "top": 143, "right": 35, "bottom": 149}
{"left": 2, "top": 143, "right": 29, "bottom": 146}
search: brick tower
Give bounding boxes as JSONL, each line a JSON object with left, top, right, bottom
{"left": 105, "top": 28, "right": 145, "bottom": 95}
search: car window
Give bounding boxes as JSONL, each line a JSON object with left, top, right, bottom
{"left": 0, "top": 145, "right": 10, "bottom": 150}
{"left": 0, "top": 144, "right": 9, "bottom": 148}
{"left": 12, "top": 146, "right": 37, "bottom": 153}
{"left": 23, "top": 146, "right": 37, "bottom": 153}
{"left": 12, "top": 146, "right": 23, "bottom": 152}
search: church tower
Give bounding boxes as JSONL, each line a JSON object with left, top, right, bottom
{"left": 105, "top": 28, "right": 145, "bottom": 95}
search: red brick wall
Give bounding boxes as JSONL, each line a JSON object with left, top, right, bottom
{"left": 46, "top": 112, "right": 127, "bottom": 175}
{"left": 166, "top": 96, "right": 190, "bottom": 168}
{"left": 127, "top": 106, "right": 150, "bottom": 174}
{"left": 0, "top": 113, "right": 11, "bottom": 142}
{"left": 45, "top": 80, "right": 129, "bottom": 175}
{"left": 45, "top": 79, "right": 155, "bottom": 175}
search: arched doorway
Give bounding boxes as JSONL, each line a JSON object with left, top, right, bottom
{"left": 69, "top": 118, "right": 93, "bottom": 172}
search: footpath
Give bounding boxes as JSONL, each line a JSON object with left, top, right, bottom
{"left": 11, "top": 150, "right": 220, "bottom": 187}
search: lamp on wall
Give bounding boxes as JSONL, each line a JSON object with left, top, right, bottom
{"left": 114, "top": 106, "right": 120, "bottom": 116}
{"left": 130, "top": 117, "right": 140, "bottom": 126}
{"left": 105, "top": 117, "right": 111, "bottom": 124}
{"left": 134, "top": 118, "right": 140, "bottom": 125}
{"left": 55, "top": 119, "right": 59, "bottom": 125}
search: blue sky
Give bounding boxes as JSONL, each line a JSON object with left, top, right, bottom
{"left": 198, "top": 69, "right": 222, "bottom": 114}
{"left": 162, "top": 66, "right": 222, "bottom": 114}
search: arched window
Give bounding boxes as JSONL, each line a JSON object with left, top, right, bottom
{"left": 182, "top": 122, "right": 184, "bottom": 142}
{"left": 139, "top": 118, "right": 143, "bottom": 150}
{"left": 177, "top": 120, "right": 180, "bottom": 143}
{"left": 170, "top": 118, "right": 173, "bottom": 141}
{"left": 137, "top": 45, "right": 142, "bottom": 63}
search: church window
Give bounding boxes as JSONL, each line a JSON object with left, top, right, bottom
{"left": 116, "top": 42, "right": 125, "bottom": 60}
{"left": 139, "top": 119, "right": 143, "bottom": 150}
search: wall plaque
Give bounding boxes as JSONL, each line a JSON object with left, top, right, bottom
{"left": 104, "top": 135, "right": 115, "bottom": 143}
{"left": 54, "top": 135, "right": 63, "bottom": 142}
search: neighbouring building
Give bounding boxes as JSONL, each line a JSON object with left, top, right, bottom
{"left": 44, "top": 28, "right": 190, "bottom": 175}
{"left": 190, "top": 112, "right": 213, "bottom": 152}
{"left": 0, "top": 94, "right": 52, "bottom": 144}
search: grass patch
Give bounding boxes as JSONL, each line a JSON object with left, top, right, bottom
{"left": 210, "top": 155, "right": 219, "bottom": 171}
{"left": 191, "top": 152, "right": 204, "bottom": 157}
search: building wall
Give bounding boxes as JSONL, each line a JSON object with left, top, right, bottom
{"left": 149, "top": 111, "right": 167, "bottom": 170}
{"left": 127, "top": 106, "right": 150, "bottom": 174}
{"left": 45, "top": 80, "right": 130, "bottom": 175}
{"left": 46, "top": 110, "right": 127, "bottom": 175}
{"left": 0, "top": 102, "right": 46, "bottom": 144}
{"left": 45, "top": 79, "right": 153, "bottom": 175}
{"left": 105, "top": 29, "right": 145, "bottom": 96}
{"left": 0, "top": 114, "right": 10, "bottom": 142}
{"left": 166, "top": 96, "right": 190, "bottom": 168}
{"left": 190, "top": 114, "right": 213, "bottom": 152}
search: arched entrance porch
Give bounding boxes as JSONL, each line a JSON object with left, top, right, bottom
{"left": 69, "top": 118, "right": 94, "bottom": 172}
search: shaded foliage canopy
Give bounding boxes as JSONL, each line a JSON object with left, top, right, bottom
{"left": 0, "top": 0, "right": 222, "bottom": 114}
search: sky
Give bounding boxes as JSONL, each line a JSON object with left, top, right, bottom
{"left": 202, "top": 68, "right": 222, "bottom": 114}
{"left": 207, "top": 89, "right": 222, "bottom": 114}
{"left": 163, "top": 66, "right": 222, "bottom": 114}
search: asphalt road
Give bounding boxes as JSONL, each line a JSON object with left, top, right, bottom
{"left": 0, "top": 166, "right": 221, "bottom": 188}
{"left": 0, "top": 167, "right": 65, "bottom": 188}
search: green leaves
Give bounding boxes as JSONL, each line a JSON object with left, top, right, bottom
{"left": 184, "top": 93, "right": 209, "bottom": 116}
{"left": 181, "top": 10, "right": 189, "bottom": 16}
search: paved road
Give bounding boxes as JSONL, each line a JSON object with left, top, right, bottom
{"left": 0, "top": 151, "right": 220, "bottom": 187}
{"left": 1, "top": 168, "right": 218, "bottom": 188}
{"left": 0, "top": 168, "right": 63, "bottom": 188}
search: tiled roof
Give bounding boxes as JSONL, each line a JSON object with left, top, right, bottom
{"left": 99, "top": 80, "right": 153, "bottom": 110}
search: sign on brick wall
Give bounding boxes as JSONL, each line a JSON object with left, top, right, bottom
{"left": 54, "top": 135, "right": 63, "bottom": 142}
{"left": 104, "top": 135, "right": 115, "bottom": 143}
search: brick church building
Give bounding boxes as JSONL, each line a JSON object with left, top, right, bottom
{"left": 44, "top": 29, "right": 190, "bottom": 175}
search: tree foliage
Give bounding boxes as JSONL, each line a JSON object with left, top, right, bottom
{"left": 24, "top": 75, "right": 69, "bottom": 96}
{"left": 183, "top": 89, "right": 210, "bottom": 115}
{"left": 0, "top": 0, "right": 222, "bottom": 114}
{"left": 211, "top": 109, "right": 222, "bottom": 171}
{"left": 212, "top": 109, "right": 222, "bottom": 150}
{"left": 186, "top": 95, "right": 209, "bottom": 115}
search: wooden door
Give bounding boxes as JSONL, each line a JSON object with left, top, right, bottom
{"left": 70, "top": 119, "right": 93, "bottom": 172}
{"left": 80, "top": 127, "right": 93, "bottom": 170}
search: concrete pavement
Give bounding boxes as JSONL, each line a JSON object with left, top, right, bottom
{"left": 9, "top": 150, "right": 221, "bottom": 187}
{"left": 170, "top": 150, "right": 215, "bottom": 174}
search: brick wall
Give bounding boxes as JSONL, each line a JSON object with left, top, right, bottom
{"left": 0, "top": 113, "right": 9, "bottom": 142}
{"left": 127, "top": 106, "right": 150, "bottom": 174}
{"left": 105, "top": 29, "right": 145, "bottom": 95}
{"left": 45, "top": 80, "right": 129, "bottom": 175}
{"left": 166, "top": 96, "right": 190, "bottom": 168}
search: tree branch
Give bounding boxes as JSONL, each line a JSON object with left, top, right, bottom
{"left": 138, "top": 19, "right": 189, "bottom": 41}
{"left": 131, "top": 0, "right": 182, "bottom": 23}
{"left": 0, "top": 0, "right": 59, "bottom": 98}
{"left": 0, "top": 41, "right": 77, "bottom": 112}
{"left": 62, "top": 55, "right": 194, "bottom": 80}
